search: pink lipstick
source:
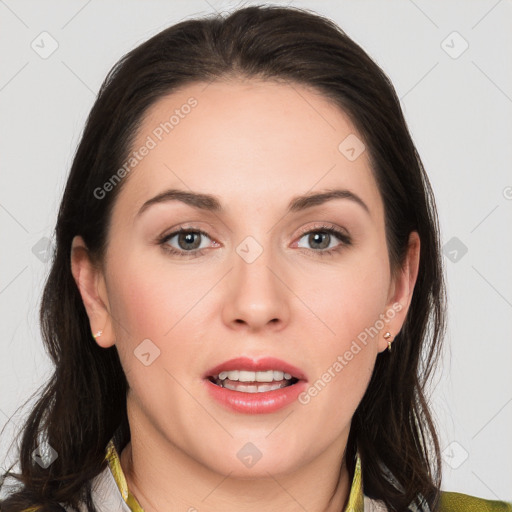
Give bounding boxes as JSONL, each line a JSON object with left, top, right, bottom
{"left": 203, "top": 356, "right": 308, "bottom": 414}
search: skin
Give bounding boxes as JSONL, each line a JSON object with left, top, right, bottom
{"left": 71, "top": 78, "right": 420, "bottom": 512}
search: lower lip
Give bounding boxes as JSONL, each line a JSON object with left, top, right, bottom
{"left": 204, "top": 378, "right": 308, "bottom": 414}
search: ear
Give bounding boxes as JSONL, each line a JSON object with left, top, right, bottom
{"left": 70, "top": 235, "right": 115, "bottom": 348}
{"left": 377, "top": 231, "right": 420, "bottom": 353}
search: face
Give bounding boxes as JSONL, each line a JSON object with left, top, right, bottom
{"left": 72, "top": 78, "right": 418, "bottom": 478}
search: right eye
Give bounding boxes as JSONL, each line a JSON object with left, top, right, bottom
{"left": 158, "top": 228, "right": 216, "bottom": 258}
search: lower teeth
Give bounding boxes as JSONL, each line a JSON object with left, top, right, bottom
{"left": 216, "top": 379, "right": 293, "bottom": 393}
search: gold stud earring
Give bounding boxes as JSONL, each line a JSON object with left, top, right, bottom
{"left": 93, "top": 330, "right": 103, "bottom": 339}
{"left": 383, "top": 332, "right": 393, "bottom": 352}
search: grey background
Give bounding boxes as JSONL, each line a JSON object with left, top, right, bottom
{"left": 1, "top": 0, "right": 511, "bottom": 502}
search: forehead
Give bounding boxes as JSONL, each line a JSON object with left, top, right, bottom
{"left": 112, "top": 78, "right": 382, "bottom": 223}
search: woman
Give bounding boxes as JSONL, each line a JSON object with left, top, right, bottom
{"left": 1, "top": 5, "right": 510, "bottom": 512}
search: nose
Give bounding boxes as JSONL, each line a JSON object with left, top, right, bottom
{"left": 221, "top": 243, "right": 291, "bottom": 332}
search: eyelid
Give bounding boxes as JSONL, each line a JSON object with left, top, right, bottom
{"left": 158, "top": 222, "right": 217, "bottom": 243}
{"left": 295, "top": 222, "right": 351, "bottom": 241}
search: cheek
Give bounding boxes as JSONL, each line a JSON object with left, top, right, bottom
{"left": 107, "top": 245, "right": 216, "bottom": 342}
{"left": 294, "top": 252, "right": 389, "bottom": 422}
{"left": 297, "top": 248, "right": 391, "bottom": 343}
{"left": 105, "top": 251, "right": 210, "bottom": 424}
{"left": 104, "top": 248, "right": 208, "bottom": 387}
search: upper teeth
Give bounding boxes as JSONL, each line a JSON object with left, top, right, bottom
{"left": 217, "top": 370, "right": 293, "bottom": 382}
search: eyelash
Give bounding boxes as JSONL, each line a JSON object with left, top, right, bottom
{"left": 157, "top": 224, "right": 352, "bottom": 259}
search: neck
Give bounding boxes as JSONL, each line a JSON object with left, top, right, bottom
{"left": 119, "top": 432, "right": 352, "bottom": 512}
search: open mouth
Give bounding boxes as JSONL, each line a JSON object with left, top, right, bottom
{"left": 207, "top": 370, "right": 300, "bottom": 393}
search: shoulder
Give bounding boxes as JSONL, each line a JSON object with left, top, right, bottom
{"left": 363, "top": 491, "right": 512, "bottom": 512}
{"left": 440, "top": 491, "right": 512, "bottom": 511}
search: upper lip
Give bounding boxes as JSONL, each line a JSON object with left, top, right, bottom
{"left": 204, "top": 356, "right": 307, "bottom": 381}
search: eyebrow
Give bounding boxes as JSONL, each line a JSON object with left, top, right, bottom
{"left": 136, "top": 188, "right": 370, "bottom": 218}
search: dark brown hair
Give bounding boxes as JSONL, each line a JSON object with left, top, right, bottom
{"left": 0, "top": 5, "right": 446, "bottom": 511}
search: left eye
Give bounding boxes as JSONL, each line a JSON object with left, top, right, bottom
{"left": 295, "top": 228, "right": 348, "bottom": 251}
